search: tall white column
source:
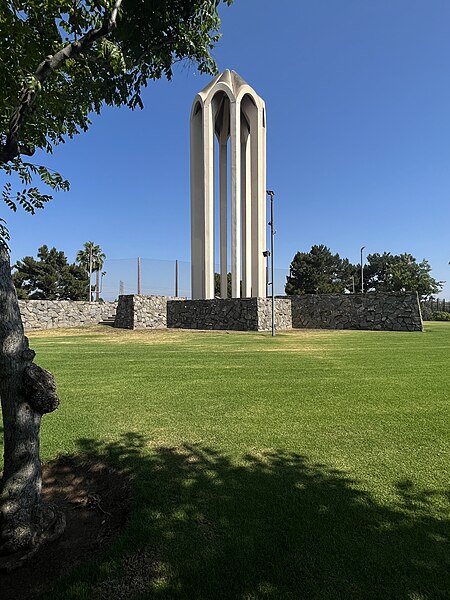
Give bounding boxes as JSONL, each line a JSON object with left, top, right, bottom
{"left": 219, "top": 138, "right": 228, "bottom": 299}
{"left": 230, "top": 100, "right": 241, "bottom": 298}
{"left": 203, "top": 101, "right": 214, "bottom": 299}
{"left": 190, "top": 102, "right": 204, "bottom": 300}
{"left": 241, "top": 130, "right": 251, "bottom": 297}
{"left": 261, "top": 105, "right": 267, "bottom": 295}
{"left": 250, "top": 104, "right": 266, "bottom": 298}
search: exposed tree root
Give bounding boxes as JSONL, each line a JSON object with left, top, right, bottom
{"left": 0, "top": 501, "right": 66, "bottom": 572}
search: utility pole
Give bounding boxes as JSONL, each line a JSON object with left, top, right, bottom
{"left": 175, "top": 259, "right": 179, "bottom": 297}
{"left": 267, "top": 190, "right": 276, "bottom": 337}
{"left": 360, "top": 246, "right": 365, "bottom": 294}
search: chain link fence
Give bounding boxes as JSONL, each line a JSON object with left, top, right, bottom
{"left": 420, "top": 298, "right": 450, "bottom": 320}
{"left": 98, "top": 258, "right": 290, "bottom": 301}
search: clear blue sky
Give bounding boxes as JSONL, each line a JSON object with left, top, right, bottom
{"left": 5, "top": 0, "right": 450, "bottom": 297}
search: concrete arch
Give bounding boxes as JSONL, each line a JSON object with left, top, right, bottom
{"left": 190, "top": 96, "right": 204, "bottom": 117}
{"left": 206, "top": 82, "right": 236, "bottom": 107}
{"left": 236, "top": 85, "right": 265, "bottom": 110}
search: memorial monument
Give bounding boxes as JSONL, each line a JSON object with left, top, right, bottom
{"left": 113, "top": 71, "right": 423, "bottom": 333}
{"left": 190, "top": 70, "right": 267, "bottom": 299}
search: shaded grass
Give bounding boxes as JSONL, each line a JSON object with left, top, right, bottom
{"left": 2, "top": 323, "right": 450, "bottom": 599}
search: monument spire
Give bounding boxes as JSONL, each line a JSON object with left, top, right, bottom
{"left": 190, "top": 70, "right": 267, "bottom": 299}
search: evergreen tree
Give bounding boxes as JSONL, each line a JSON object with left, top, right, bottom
{"left": 363, "top": 252, "right": 442, "bottom": 298}
{"left": 13, "top": 245, "right": 88, "bottom": 300}
{"left": 286, "top": 245, "right": 353, "bottom": 295}
{"left": 214, "top": 272, "right": 232, "bottom": 297}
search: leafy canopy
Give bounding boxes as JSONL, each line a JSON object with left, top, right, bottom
{"left": 0, "top": 0, "right": 232, "bottom": 244}
{"left": 364, "top": 252, "right": 442, "bottom": 299}
{"left": 286, "top": 245, "right": 353, "bottom": 295}
{"left": 286, "top": 246, "right": 443, "bottom": 299}
{"left": 13, "top": 244, "right": 88, "bottom": 300}
{"left": 76, "top": 241, "right": 106, "bottom": 273}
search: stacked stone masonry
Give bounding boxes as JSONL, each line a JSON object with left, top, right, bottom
{"left": 167, "top": 298, "right": 293, "bottom": 331}
{"left": 167, "top": 298, "right": 259, "bottom": 330}
{"left": 115, "top": 295, "right": 185, "bottom": 329}
{"left": 290, "top": 293, "right": 422, "bottom": 332}
{"left": 18, "top": 293, "right": 423, "bottom": 332}
{"left": 167, "top": 294, "right": 421, "bottom": 332}
{"left": 167, "top": 298, "right": 288, "bottom": 331}
{"left": 257, "top": 298, "right": 292, "bottom": 331}
{"left": 167, "top": 298, "right": 287, "bottom": 331}
{"left": 19, "top": 300, "right": 117, "bottom": 331}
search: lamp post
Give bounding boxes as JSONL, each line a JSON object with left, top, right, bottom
{"left": 267, "top": 190, "right": 275, "bottom": 337}
{"left": 360, "top": 246, "right": 366, "bottom": 294}
{"left": 263, "top": 250, "right": 270, "bottom": 298}
{"left": 137, "top": 256, "right": 141, "bottom": 295}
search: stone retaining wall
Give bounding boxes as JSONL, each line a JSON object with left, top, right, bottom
{"left": 19, "top": 300, "right": 117, "bottom": 331}
{"left": 167, "top": 298, "right": 258, "bottom": 330}
{"left": 290, "top": 293, "right": 422, "bottom": 331}
{"left": 115, "top": 295, "right": 184, "bottom": 329}
{"left": 257, "top": 298, "right": 292, "bottom": 331}
{"left": 167, "top": 297, "right": 293, "bottom": 331}
{"left": 114, "top": 295, "right": 134, "bottom": 329}
{"left": 19, "top": 293, "right": 422, "bottom": 332}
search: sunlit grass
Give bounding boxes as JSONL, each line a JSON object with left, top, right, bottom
{"left": 2, "top": 322, "right": 450, "bottom": 599}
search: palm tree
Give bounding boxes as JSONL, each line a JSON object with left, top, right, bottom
{"left": 76, "top": 241, "right": 106, "bottom": 301}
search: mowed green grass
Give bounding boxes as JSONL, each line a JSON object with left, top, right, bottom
{"left": 2, "top": 323, "right": 450, "bottom": 599}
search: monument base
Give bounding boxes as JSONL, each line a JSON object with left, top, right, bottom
{"left": 114, "top": 293, "right": 423, "bottom": 332}
{"left": 167, "top": 298, "right": 292, "bottom": 332}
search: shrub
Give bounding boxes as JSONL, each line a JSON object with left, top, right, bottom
{"left": 434, "top": 311, "right": 450, "bottom": 321}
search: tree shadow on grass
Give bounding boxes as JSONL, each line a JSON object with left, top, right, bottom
{"left": 48, "top": 433, "right": 449, "bottom": 600}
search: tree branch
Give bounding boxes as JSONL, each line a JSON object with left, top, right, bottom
{"left": 0, "top": 0, "right": 124, "bottom": 165}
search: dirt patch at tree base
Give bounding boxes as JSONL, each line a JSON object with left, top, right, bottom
{"left": 1, "top": 455, "right": 130, "bottom": 599}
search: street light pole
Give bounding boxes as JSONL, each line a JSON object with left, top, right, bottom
{"left": 137, "top": 256, "right": 141, "bottom": 295}
{"left": 360, "top": 246, "right": 366, "bottom": 294}
{"left": 267, "top": 190, "right": 275, "bottom": 337}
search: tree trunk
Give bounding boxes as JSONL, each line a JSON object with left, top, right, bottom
{"left": 0, "top": 245, "right": 65, "bottom": 568}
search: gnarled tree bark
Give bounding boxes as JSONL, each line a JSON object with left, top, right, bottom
{"left": 0, "top": 244, "right": 65, "bottom": 569}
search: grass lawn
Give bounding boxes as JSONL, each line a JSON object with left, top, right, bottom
{"left": 2, "top": 322, "right": 450, "bottom": 599}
